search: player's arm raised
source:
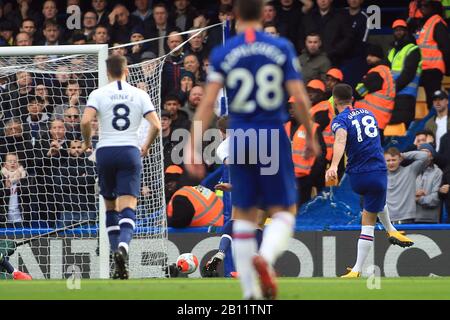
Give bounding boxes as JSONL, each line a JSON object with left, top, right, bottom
{"left": 185, "top": 81, "right": 223, "bottom": 179}
{"left": 286, "top": 80, "right": 321, "bottom": 158}
{"left": 81, "top": 106, "right": 97, "bottom": 152}
{"left": 326, "top": 128, "right": 347, "bottom": 181}
{"left": 141, "top": 111, "right": 162, "bottom": 157}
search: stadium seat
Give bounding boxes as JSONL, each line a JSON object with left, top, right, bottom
{"left": 384, "top": 123, "right": 407, "bottom": 136}
{"left": 415, "top": 86, "right": 428, "bottom": 119}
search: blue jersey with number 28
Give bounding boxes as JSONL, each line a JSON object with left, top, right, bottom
{"left": 208, "top": 29, "right": 302, "bottom": 129}
{"left": 331, "top": 106, "right": 387, "bottom": 174}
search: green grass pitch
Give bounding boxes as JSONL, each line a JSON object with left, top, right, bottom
{"left": 1, "top": 278, "right": 450, "bottom": 300}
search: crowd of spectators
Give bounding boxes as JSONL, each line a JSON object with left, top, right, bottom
{"left": 1, "top": 0, "right": 450, "bottom": 227}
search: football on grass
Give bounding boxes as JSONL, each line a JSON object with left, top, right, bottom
{"left": 176, "top": 253, "right": 199, "bottom": 274}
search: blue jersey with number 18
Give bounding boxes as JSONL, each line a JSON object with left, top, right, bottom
{"left": 331, "top": 106, "right": 387, "bottom": 174}
{"left": 208, "top": 29, "right": 302, "bottom": 129}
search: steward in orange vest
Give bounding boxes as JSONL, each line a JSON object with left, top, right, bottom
{"left": 167, "top": 185, "right": 224, "bottom": 228}
{"left": 291, "top": 120, "right": 327, "bottom": 205}
{"left": 306, "top": 80, "right": 335, "bottom": 162}
{"left": 355, "top": 45, "right": 396, "bottom": 131}
{"left": 292, "top": 122, "right": 320, "bottom": 178}
{"left": 416, "top": 0, "right": 450, "bottom": 109}
{"left": 286, "top": 95, "right": 327, "bottom": 205}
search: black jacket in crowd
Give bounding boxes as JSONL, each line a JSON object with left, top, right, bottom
{"left": 59, "top": 157, "right": 97, "bottom": 213}
{"left": 302, "top": 8, "right": 355, "bottom": 66}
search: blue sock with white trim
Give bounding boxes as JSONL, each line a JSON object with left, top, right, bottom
{"left": 106, "top": 211, "right": 120, "bottom": 252}
{"left": 118, "top": 208, "right": 136, "bottom": 254}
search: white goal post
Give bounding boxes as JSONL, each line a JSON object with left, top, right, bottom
{"left": 0, "top": 44, "right": 168, "bottom": 279}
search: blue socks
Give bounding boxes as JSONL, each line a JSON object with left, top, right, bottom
{"left": 255, "top": 228, "right": 263, "bottom": 249}
{"left": 118, "top": 208, "right": 136, "bottom": 253}
{"left": 106, "top": 211, "right": 120, "bottom": 252}
{"left": 219, "top": 220, "right": 234, "bottom": 253}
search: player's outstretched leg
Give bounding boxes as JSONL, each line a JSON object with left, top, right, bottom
{"left": 203, "top": 220, "right": 233, "bottom": 277}
{"left": 257, "top": 211, "right": 295, "bottom": 299}
{"left": 114, "top": 207, "right": 136, "bottom": 280}
{"left": 342, "top": 211, "right": 376, "bottom": 278}
{"left": 0, "top": 253, "right": 32, "bottom": 280}
{"left": 233, "top": 218, "right": 262, "bottom": 299}
{"left": 378, "top": 206, "right": 414, "bottom": 248}
{"left": 203, "top": 219, "right": 264, "bottom": 278}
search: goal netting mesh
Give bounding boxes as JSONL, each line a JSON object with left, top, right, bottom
{"left": 0, "top": 50, "right": 167, "bottom": 279}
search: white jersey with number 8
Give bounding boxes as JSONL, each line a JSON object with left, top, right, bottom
{"left": 87, "top": 80, "right": 155, "bottom": 150}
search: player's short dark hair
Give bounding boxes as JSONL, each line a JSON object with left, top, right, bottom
{"left": 106, "top": 55, "right": 127, "bottom": 78}
{"left": 384, "top": 147, "right": 401, "bottom": 157}
{"left": 333, "top": 84, "right": 353, "bottom": 104}
{"left": 235, "top": 0, "right": 264, "bottom": 21}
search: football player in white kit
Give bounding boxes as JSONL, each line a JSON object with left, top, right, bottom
{"left": 81, "top": 55, "right": 161, "bottom": 279}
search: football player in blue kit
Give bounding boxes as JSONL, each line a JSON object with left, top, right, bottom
{"left": 326, "top": 84, "right": 414, "bottom": 278}
{"left": 185, "top": 0, "right": 320, "bottom": 299}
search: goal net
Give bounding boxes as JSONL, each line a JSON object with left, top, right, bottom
{"left": 0, "top": 45, "right": 167, "bottom": 279}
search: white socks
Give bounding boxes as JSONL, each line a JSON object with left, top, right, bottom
{"left": 378, "top": 206, "right": 397, "bottom": 232}
{"left": 232, "top": 220, "right": 262, "bottom": 299}
{"left": 259, "top": 212, "right": 295, "bottom": 266}
{"left": 352, "top": 225, "right": 375, "bottom": 273}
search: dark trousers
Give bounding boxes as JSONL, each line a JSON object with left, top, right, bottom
{"left": 420, "top": 69, "right": 444, "bottom": 111}
{"left": 297, "top": 167, "right": 326, "bottom": 206}
{"left": 390, "top": 95, "right": 416, "bottom": 128}
{"left": 297, "top": 176, "right": 314, "bottom": 206}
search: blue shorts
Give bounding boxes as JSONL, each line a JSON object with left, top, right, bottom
{"left": 229, "top": 126, "right": 297, "bottom": 209}
{"left": 96, "top": 146, "right": 142, "bottom": 200}
{"left": 348, "top": 170, "right": 387, "bottom": 213}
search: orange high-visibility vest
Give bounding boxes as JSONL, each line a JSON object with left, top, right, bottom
{"left": 355, "top": 65, "right": 396, "bottom": 130}
{"left": 417, "top": 14, "right": 447, "bottom": 74}
{"left": 292, "top": 122, "right": 319, "bottom": 178}
{"left": 310, "top": 100, "right": 335, "bottom": 162}
{"left": 167, "top": 186, "right": 224, "bottom": 227}
{"left": 284, "top": 121, "right": 292, "bottom": 138}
